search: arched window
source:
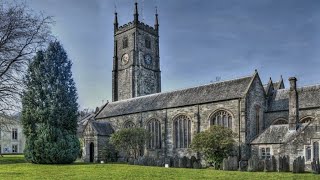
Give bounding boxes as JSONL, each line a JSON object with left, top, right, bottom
{"left": 145, "top": 37, "right": 151, "bottom": 49}
{"left": 210, "top": 110, "right": 232, "bottom": 128}
{"left": 122, "top": 37, "right": 128, "bottom": 49}
{"left": 300, "top": 117, "right": 313, "bottom": 123}
{"left": 173, "top": 115, "right": 191, "bottom": 148}
{"left": 123, "top": 121, "right": 135, "bottom": 128}
{"left": 147, "top": 119, "right": 161, "bottom": 149}
{"left": 314, "top": 141, "right": 319, "bottom": 161}
{"left": 272, "top": 118, "right": 288, "bottom": 125}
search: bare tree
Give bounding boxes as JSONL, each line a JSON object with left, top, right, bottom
{"left": 0, "top": 1, "right": 53, "bottom": 115}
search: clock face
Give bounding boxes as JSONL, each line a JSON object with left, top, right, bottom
{"left": 121, "top": 53, "right": 129, "bottom": 65}
{"left": 144, "top": 54, "right": 152, "bottom": 65}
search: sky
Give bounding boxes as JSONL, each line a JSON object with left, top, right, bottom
{"left": 24, "top": 0, "right": 320, "bottom": 110}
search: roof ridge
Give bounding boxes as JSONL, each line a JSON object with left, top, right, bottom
{"left": 108, "top": 74, "right": 253, "bottom": 104}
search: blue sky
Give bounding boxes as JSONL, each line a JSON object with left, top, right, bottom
{"left": 26, "top": 0, "right": 320, "bottom": 110}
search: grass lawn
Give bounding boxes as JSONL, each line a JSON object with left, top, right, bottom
{"left": 0, "top": 155, "right": 318, "bottom": 180}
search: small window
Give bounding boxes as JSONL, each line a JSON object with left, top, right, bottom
{"left": 123, "top": 121, "right": 135, "bottom": 129}
{"left": 145, "top": 37, "right": 151, "bottom": 49}
{"left": 12, "top": 128, "right": 18, "bottom": 140}
{"left": 305, "top": 146, "right": 312, "bottom": 161}
{"left": 260, "top": 147, "right": 271, "bottom": 159}
{"left": 314, "top": 141, "right": 319, "bottom": 160}
{"left": 255, "top": 106, "right": 260, "bottom": 135}
{"left": 122, "top": 37, "right": 128, "bottom": 49}
{"left": 12, "top": 145, "right": 18, "bottom": 153}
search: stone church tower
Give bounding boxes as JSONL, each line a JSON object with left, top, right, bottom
{"left": 112, "top": 3, "right": 161, "bottom": 102}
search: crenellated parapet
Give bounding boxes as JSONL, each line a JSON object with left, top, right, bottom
{"left": 115, "top": 21, "right": 158, "bottom": 36}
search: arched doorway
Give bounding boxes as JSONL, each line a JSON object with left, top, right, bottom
{"left": 89, "top": 142, "right": 94, "bottom": 163}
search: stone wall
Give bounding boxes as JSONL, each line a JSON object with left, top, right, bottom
{"left": 245, "top": 74, "right": 266, "bottom": 142}
{"left": 98, "top": 99, "right": 241, "bottom": 160}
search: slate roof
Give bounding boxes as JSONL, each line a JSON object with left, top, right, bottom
{"left": 268, "top": 85, "right": 320, "bottom": 111}
{"left": 251, "top": 123, "right": 309, "bottom": 144}
{"left": 91, "top": 121, "right": 114, "bottom": 136}
{"left": 77, "top": 113, "right": 95, "bottom": 136}
{"left": 96, "top": 75, "right": 254, "bottom": 119}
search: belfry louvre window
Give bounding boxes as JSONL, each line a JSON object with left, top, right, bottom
{"left": 145, "top": 37, "right": 151, "bottom": 49}
{"left": 173, "top": 115, "right": 191, "bottom": 148}
{"left": 147, "top": 119, "right": 161, "bottom": 149}
{"left": 122, "top": 37, "right": 128, "bottom": 49}
{"left": 123, "top": 121, "right": 135, "bottom": 128}
{"left": 255, "top": 106, "right": 260, "bottom": 135}
{"left": 210, "top": 110, "right": 232, "bottom": 128}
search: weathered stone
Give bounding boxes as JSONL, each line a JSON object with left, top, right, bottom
{"left": 173, "top": 157, "right": 179, "bottom": 168}
{"left": 186, "top": 157, "right": 192, "bottom": 168}
{"left": 223, "top": 156, "right": 238, "bottom": 171}
{"left": 248, "top": 155, "right": 264, "bottom": 172}
{"left": 239, "top": 160, "right": 247, "bottom": 171}
{"left": 293, "top": 156, "right": 305, "bottom": 173}
{"left": 264, "top": 159, "right": 271, "bottom": 172}
{"left": 190, "top": 156, "right": 197, "bottom": 165}
{"left": 179, "top": 156, "right": 188, "bottom": 168}
{"left": 278, "top": 155, "right": 290, "bottom": 172}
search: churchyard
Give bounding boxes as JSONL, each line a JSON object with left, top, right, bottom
{"left": 0, "top": 155, "right": 318, "bottom": 179}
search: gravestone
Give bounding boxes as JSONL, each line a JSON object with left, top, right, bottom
{"left": 187, "top": 157, "right": 192, "bottom": 168}
{"left": 173, "top": 157, "right": 180, "bottom": 168}
{"left": 193, "top": 161, "right": 201, "bottom": 169}
{"left": 271, "top": 156, "right": 277, "bottom": 172}
{"left": 223, "top": 156, "right": 238, "bottom": 171}
{"left": 264, "top": 159, "right": 271, "bottom": 172}
{"left": 179, "top": 156, "right": 188, "bottom": 168}
{"left": 292, "top": 156, "right": 305, "bottom": 173}
{"left": 248, "top": 155, "right": 263, "bottom": 172}
{"left": 311, "top": 158, "right": 320, "bottom": 174}
{"left": 278, "top": 155, "right": 290, "bottom": 172}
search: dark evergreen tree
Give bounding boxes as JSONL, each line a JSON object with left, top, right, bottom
{"left": 22, "top": 41, "right": 79, "bottom": 164}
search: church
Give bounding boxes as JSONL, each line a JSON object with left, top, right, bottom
{"left": 82, "top": 3, "right": 320, "bottom": 170}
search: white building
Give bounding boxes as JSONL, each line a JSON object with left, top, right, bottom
{"left": 0, "top": 115, "right": 25, "bottom": 154}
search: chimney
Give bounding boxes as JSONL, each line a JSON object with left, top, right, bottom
{"left": 288, "top": 77, "right": 299, "bottom": 130}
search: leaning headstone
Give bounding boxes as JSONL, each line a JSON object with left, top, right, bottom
{"left": 311, "top": 158, "right": 320, "bottom": 174}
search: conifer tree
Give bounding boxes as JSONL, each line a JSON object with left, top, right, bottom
{"left": 22, "top": 41, "right": 79, "bottom": 164}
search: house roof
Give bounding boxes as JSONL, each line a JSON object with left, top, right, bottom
{"left": 268, "top": 84, "right": 320, "bottom": 111}
{"left": 96, "top": 74, "right": 254, "bottom": 119}
{"left": 251, "top": 123, "right": 309, "bottom": 144}
{"left": 91, "top": 121, "right": 114, "bottom": 136}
